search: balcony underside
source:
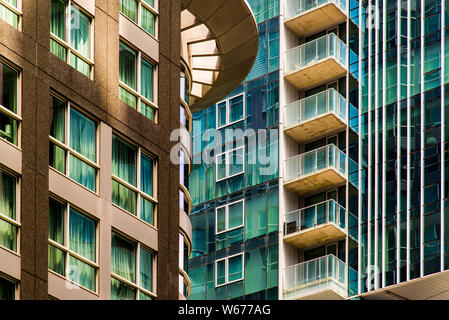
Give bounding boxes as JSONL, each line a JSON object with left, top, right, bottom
{"left": 284, "top": 113, "right": 347, "bottom": 143}
{"left": 285, "top": 58, "right": 347, "bottom": 90}
{"left": 283, "top": 278, "right": 346, "bottom": 300}
{"left": 284, "top": 168, "right": 346, "bottom": 196}
{"left": 284, "top": 223, "right": 346, "bottom": 250}
{"left": 285, "top": 3, "right": 347, "bottom": 37}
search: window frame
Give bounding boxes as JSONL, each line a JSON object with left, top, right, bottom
{"left": 48, "top": 196, "right": 99, "bottom": 294}
{"left": 215, "top": 199, "right": 245, "bottom": 235}
{"left": 119, "top": 0, "right": 159, "bottom": 40}
{"left": 0, "top": 57, "right": 22, "bottom": 148}
{"left": 49, "top": 93, "right": 99, "bottom": 193}
{"left": 49, "top": 0, "right": 94, "bottom": 78}
{"left": 111, "top": 132, "right": 158, "bottom": 227}
{"left": 0, "top": 272, "right": 18, "bottom": 300}
{"left": 0, "top": 167, "right": 20, "bottom": 254}
{"left": 110, "top": 230, "right": 157, "bottom": 299}
{"left": 118, "top": 39, "right": 158, "bottom": 122}
{"left": 215, "top": 252, "right": 244, "bottom": 287}
{"left": 0, "top": 0, "right": 22, "bottom": 30}
{"left": 216, "top": 92, "right": 245, "bottom": 129}
{"left": 215, "top": 145, "right": 245, "bottom": 182}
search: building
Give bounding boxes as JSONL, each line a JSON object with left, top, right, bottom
{"left": 0, "top": 0, "right": 257, "bottom": 300}
{"left": 188, "top": 0, "right": 449, "bottom": 301}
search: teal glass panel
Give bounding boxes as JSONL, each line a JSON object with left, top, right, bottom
{"left": 229, "top": 95, "right": 244, "bottom": 123}
{"left": 140, "top": 101, "right": 155, "bottom": 121}
{"left": 216, "top": 259, "right": 225, "bottom": 285}
{"left": 244, "top": 248, "right": 266, "bottom": 295}
{"left": 112, "top": 134, "right": 137, "bottom": 185}
{"left": 229, "top": 148, "right": 244, "bottom": 176}
{"left": 49, "top": 198, "right": 64, "bottom": 244}
{"left": 112, "top": 180, "right": 137, "bottom": 214}
{"left": 141, "top": 58, "right": 154, "bottom": 101}
{"left": 69, "top": 155, "right": 96, "bottom": 191}
{"left": 69, "top": 208, "right": 96, "bottom": 261}
{"left": 267, "top": 244, "right": 278, "bottom": 289}
{"left": 228, "top": 201, "right": 243, "bottom": 229}
{"left": 111, "top": 277, "right": 136, "bottom": 300}
{"left": 216, "top": 153, "right": 226, "bottom": 180}
{"left": 140, "top": 197, "right": 154, "bottom": 225}
{"left": 119, "top": 41, "right": 137, "bottom": 89}
{"left": 217, "top": 101, "right": 227, "bottom": 127}
{"left": 189, "top": 265, "right": 206, "bottom": 300}
{"left": 68, "top": 256, "right": 96, "bottom": 291}
{"left": 119, "top": 0, "right": 138, "bottom": 22}
{"left": 228, "top": 255, "right": 243, "bottom": 282}
{"left": 111, "top": 232, "right": 136, "bottom": 282}
{"left": 245, "top": 191, "right": 266, "bottom": 240}
{"left": 48, "top": 245, "right": 66, "bottom": 275}
{"left": 140, "top": 153, "right": 153, "bottom": 196}
{"left": 141, "top": 6, "right": 155, "bottom": 36}
{"left": 51, "top": 0, "right": 66, "bottom": 40}
{"left": 216, "top": 207, "right": 226, "bottom": 233}
{"left": 140, "top": 248, "right": 153, "bottom": 291}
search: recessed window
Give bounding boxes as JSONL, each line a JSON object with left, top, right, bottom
{"left": 0, "top": 0, "right": 20, "bottom": 29}
{"left": 0, "top": 170, "right": 18, "bottom": 253}
{"left": 0, "top": 58, "right": 20, "bottom": 146}
{"left": 119, "top": 40, "right": 157, "bottom": 121}
{"left": 50, "top": 0, "right": 93, "bottom": 78}
{"left": 112, "top": 133, "right": 157, "bottom": 225}
{"left": 215, "top": 253, "right": 244, "bottom": 287}
{"left": 0, "top": 275, "right": 15, "bottom": 300}
{"left": 216, "top": 93, "right": 245, "bottom": 128}
{"left": 216, "top": 199, "right": 244, "bottom": 234}
{"left": 216, "top": 146, "right": 245, "bottom": 181}
{"left": 48, "top": 198, "right": 98, "bottom": 292}
{"left": 50, "top": 95, "right": 98, "bottom": 192}
{"left": 111, "top": 231, "right": 155, "bottom": 300}
{"left": 120, "top": 0, "right": 157, "bottom": 38}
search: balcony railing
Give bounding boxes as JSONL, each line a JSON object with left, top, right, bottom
{"left": 283, "top": 254, "right": 357, "bottom": 299}
{"left": 284, "top": 199, "right": 358, "bottom": 239}
{"left": 285, "top": 0, "right": 347, "bottom": 20}
{"left": 285, "top": 33, "right": 347, "bottom": 76}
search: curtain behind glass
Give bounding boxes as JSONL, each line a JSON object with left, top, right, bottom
{"left": 119, "top": 0, "right": 138, "bottom": 22}
{"left": 69, "top": 256, "right": 95, "bottom": 291}
{"left": 140, "top": 249, "right": 153, "bottom": 291}
{"left": 1, "top": 62, "right": 18, "bottom": 113}
{"left": 141, "top": 59, "right": 154, "bottom": 101}
{"left": 70, "top": 7, "right": 90, "bottom": 58}
{"left": 119, "top": 41, "right": 137, "bottom": 89}
{"left": 0, "top": 171, "right": 16, "bottom": 251}
{"left": 69, "top": 208, "right": 95, "bottom": 261}
{"left": 140, "top": 153, "right": 153, "bottom": 195}
{"left": 0, "top": 276, "right": 15, "bottom": 300}
{"left": 70, "top": 108, "right": 96, "bottom": 161}
{"left": 51, "top": 0, "right": 66, "bottom": 40}
{"left": 112, "top": 135, "right": 136, "bottom": 185}
{"left": 111, "top": 277, "right": 136, "bottom": 300}
{"left": 49, "top": 198, "right": 64, "bottom": 243}
{"left": 141, "top": 7, "right": 155, "bottom": 36}
{"left": 111, "top": 232, "right": 136, "bottom": 282}
{"left": 51, "top": 97, "right": 66, "bottom": 142}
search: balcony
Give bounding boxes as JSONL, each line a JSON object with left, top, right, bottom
{"left": 284, "top": 144, "right": 357, "bottom": 195}
{"left": 284, "top": 88, "right": 357, "bottom": 143}
{"left": 284, "top": 0, "right": 348, "bottom": 37}
{"left": 283, "top": 254, "right": 357, "bottom": 300}
{"left": 283, "top": 200, "right": 357, "bottom": 250}
{"left": 284, "top": 33, "right": 347, "bottom": 90}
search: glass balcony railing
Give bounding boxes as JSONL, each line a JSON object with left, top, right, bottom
{"left": 283, "top": 199, "right": 358, "bottom": 239}
{"left": 285, "top": 33, "right": 347, "bottom": 76}
{"left": 283, "top": 254, "right": 357, "bottom": 299}
{"left": 285, "top": 0, "right": 347, "bottom": 20}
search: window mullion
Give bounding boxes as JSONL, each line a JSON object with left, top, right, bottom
{"left": 66, "top": 1, "right": 71, "bottom": 64}
{"left": 137, "top": 149, "right": 142, "bottom": 219}
{"left": 136, "top": 243, "right": 141, "bottom": 298}
{"left": 66, "top": 103, "right": 71, "bottom": 177}
{"left": 65, "top": 203, "right": 70, "bottom": 277}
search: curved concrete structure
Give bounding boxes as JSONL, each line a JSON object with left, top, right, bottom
{"left": 181, "top": 0, "right": 258, "bottom": 112}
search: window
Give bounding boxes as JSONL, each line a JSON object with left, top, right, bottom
{"left": 119, "top": 0, "right": 157, "bottom": 38}
{"left": 179, "top": 232, "right": 190, "bottom": 297}
{"left": 0, "top": 170, "right": 18, "bottom": 253}
{"left": 0, "top": 58, "right": 20, "bottom": 146}
{"left": 50, "top": 0, "right": 93, "bottom": 78}
{"left": 48, "top": 198, "right": 97, "bottom": 292}
{"left": 111, "top": 231, "right": 155, "bottom": 300}
{"left": 0, "top": 0, "right": 20, "bottom": 29}
{"left": 216, "top": 146, "right": 245, "bottom": 181}
{"left": 111, "top": 133, "right": 157, "bottom": 225}
{"left": 216, "top": 93, "right": 245, "bottom": 128}
{"left": 119, "top": 41, "right": 157, "bottom": 121}
{"left": 215, "top": 253, "right": 244, "bottom": 287}
{"left": 50, "top": 95, "right": 98, "bottom": 192}
{"left": 0, "top": 275, "right": 15, "bottom": 300}
{"left": 216, "top": 199, "right": 244, "bottom": 234}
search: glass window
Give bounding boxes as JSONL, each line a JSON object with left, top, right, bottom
{"left": 215, "top": 200, "right": 244, "bottom": 234}
{"left": 0, "top": 0, "right": 20, "bottom": 29}
{"left": 215, "top": 146, "right": 245, "bottom": 181}
{"left": 111, "top": 133, "right": 156, "bottom": 225}
{"left": 48, "top": 198, "right": 97, "bottom": 292}
{"left": 119, "top": 41, "right": 157, "bottom": 121}
{"left": 119, "top": 0, "right": 157, "bottom": 37}
{"left": 215, "top": 253, "right": 244, "bottom": 287}
{"left": 0, "top": 170, "right": 17, "bottom": 252}
{"left": 0, "top": 275, "right": 15, "bottom": 300}
{"left": 111, "top": 231, "right": 155, "bottom": 299}
{"left": 49, "top": 95, "right": 97, "bottom": 192}
{"left": 50, "top": 0, "right": 93, "bottom": 77}
{"left": 216, "top": 93, "right": 245, "bottom": 128}
{"left": 0, "top": 58, "right": 19, "bottom": 146}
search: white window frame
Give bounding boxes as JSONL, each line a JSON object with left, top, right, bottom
{"left": 111, "top": 132, "right": 158, "bottom": 227}
{"left": 118, "top": 39, "right": 158, "bottom": 122}
{"left": 215, "top": 252, "right": 244, "bottom": 287}
{"left": 110, "top": 230, "right": 157, "bottom": 299}
{"left": 119, "top": 0, "right": 159, "bottom": 40}
{"left": 49, "top": 93, "right": 99, "bottom": 193}
{"left": 49, "top": 0, "right": 94, "bottom": 78}
{"left": 0, "top": 0, "right": 22, "bottom": 30}
{"left": 0, "top": 273, "right": 18, "bottom": 300}
{"left": 215, "top": 199, "right": 245, "bottom": 235}
{"left": 0, "top": 167, "right": 20, "bottom": 255}
{"left": 216, "top": 93, "right": 245, "bottom": 129}
{"left": 215, "top": 145, "right": 245, "bottom": 182}
{"left": 48, "top": 197, "right": 99, "bottom": 294}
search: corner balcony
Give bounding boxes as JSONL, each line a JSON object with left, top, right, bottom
{"left": 284, "top": 0, "right": 348, "bottom": 37}
{"left": 284, "top": 33, "right": 347, "bottom": 90}
{"left": 284, "top": 144, "right": 357, "bottom": 195}
{"left": 283, "top": 254, "right": 356, "bottom": 300}
{"left": 284, "top": 88, "right": 357, "bottom": 143}
{"left": 283, "top": 199, "right": 357, "bottom": 250}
